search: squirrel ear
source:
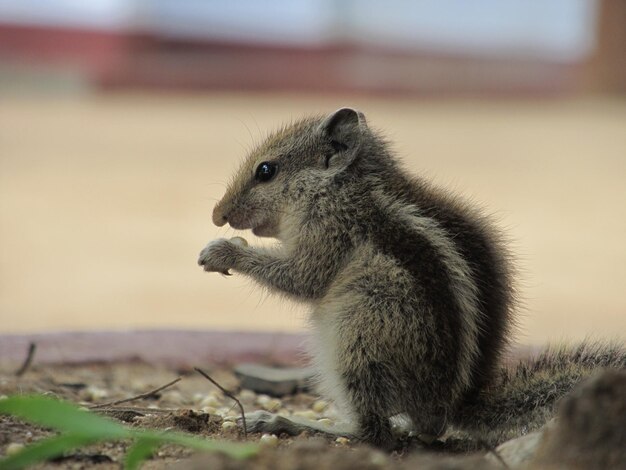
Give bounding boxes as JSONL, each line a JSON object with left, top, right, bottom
{"left": 319, "top": 107, "right": 367, "bottom": 169}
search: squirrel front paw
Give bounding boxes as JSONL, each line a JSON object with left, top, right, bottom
{"left": 197, "top": 237, "right": 248, "bottom": 274}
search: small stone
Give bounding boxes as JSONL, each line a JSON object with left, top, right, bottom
{"left": 260, "top": 433, "right": 279, "bottom": 447}
{"left": 192, "top": 392, "right": 205, "bottom": 403}
{"left": 239, "top": 389, "right": 256, "bottom": 402}
{"left": 256, "top": 394, "right": 271, "bottom": 406}
{"left": 262, "top": 398, "right": 282, "bottom": 412}
{"left": 335, "top": 437, "right": 350, "bottom": 445}
{"left": 485, "top": 431, "right": 542, "bottom": 468}
{"left": 130, "top": 380, "right": 147, "bottom": 391}
{"left": 235, "top": 363, "right": 316, "bottom": 396}
{"left": 221, "top": 421, "right": 238, "bottom": 432}
{"left": 293, "top": 410, "right": 317, "bottom": 420}
{"left": 5, "top": 443, "right": 25, "bottom": 456}
{"left": 201, "top": 406, "right": 217, "bottom": 415}
{"left": 83, "top": 386, "right": 108, "bottom": 402}
{"left": 199, "top": 395, "right": 222, "bottom": 408}
{"left": 312, "top": 400, "right": 328, "bottom": 413}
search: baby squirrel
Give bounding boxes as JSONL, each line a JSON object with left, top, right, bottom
{"left": 198, "top": 108, "right": 625, "bottom": 448}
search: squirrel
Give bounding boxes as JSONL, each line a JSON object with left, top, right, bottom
{"left": 198, "top": 108, "right": 625, "bottom": 449}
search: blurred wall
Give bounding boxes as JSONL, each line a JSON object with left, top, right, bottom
{"left": 1, "top": 0, "right": 616, "bottom": 94}
{"left": 0, "top": 1, "right": 625, "bottom": 344}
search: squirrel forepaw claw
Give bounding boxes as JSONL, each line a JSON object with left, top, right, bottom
{"left": 198, "top": 238, "right": 241, "bottom": 273}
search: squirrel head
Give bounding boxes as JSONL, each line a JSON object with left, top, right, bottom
{"left": 212, "top": 107, "right": 369, "bottom": 238}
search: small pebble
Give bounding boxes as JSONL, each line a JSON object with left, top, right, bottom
{"left": 201, "top": 406, "right": 217, "bottom": 415}
{"left": 192, "top": 392, "right": 205, "bottom": 403}
{"left": 222, "top": 421, "right": 238, "bottom": 432}
{"left": 256, "top": 394, "right": 271, "bottom": 406}
{"left": 199, "top": 395, "right": 222, "bottom": 408}
{"left": 261, "top": 398, "right": 282, "bottom": 412}
{"left": 293, "top": 410, "right": 317, "bottom": 420}
{"left": 130, "top": 380, "right": 146, "bottom": 391}
{"left": 83, "top": 386, "right": 108, "bottom": 402}
{"left": 5, "top": 443, "right": 25, "bottom": 456}
{"left": 260, "top": 433, "right": 279, "bottom": 447}
{"left": 312, "top": 400, "right": 328, "bottom": 413}
{"left": 335, "top": 437, "right": 350, "bottom": 445}
{"left": 239, "top": 389, "right": 256, "bottom": 402}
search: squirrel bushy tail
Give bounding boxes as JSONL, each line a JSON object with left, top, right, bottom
{"left": 454, "top": 341, "right": 626, "bottom": 445}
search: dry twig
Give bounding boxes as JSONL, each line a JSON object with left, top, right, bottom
{"left": 90, "top": 377, "right": 182, "bottom": 409}
{"left": 194, "top": 367, "right": 247, "bottom": 438}
{"left": 15, "top": 342, "right": 36, "bottom": 377}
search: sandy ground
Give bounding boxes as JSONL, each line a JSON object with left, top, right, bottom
{"left": 0, "top": 92, "right": 625, "bottom": 344}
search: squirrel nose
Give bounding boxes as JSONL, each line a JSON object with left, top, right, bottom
{"left": 213, "top": 211, "right": 228, "bottom": 227}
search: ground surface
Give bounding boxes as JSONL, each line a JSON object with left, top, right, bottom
{"left": 1, "top": 93, "right": 625, "bottom": 343}
{"left": 0, "top": 361, "right": 499, "bottom": 469}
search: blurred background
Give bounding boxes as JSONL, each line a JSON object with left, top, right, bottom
{"left": 0, "top": 0, "right": 624, "bottom": 345}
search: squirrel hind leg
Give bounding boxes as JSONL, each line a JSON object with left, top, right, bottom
{"left": 341, "top": 368, "right": 398, "bottom": 449}
{"left": 356, "top": 412, "right": 395, "bottom": 450}
{"left": 406, "top": 406, "right": 449, "bottom": 442}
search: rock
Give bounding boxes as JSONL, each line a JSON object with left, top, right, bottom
{"left": 221, "top": 421, "right": 237, "bottom": 432}
{"left": 485, "top": 430, "right": 543, "bottom": 468}
{"left": 5, "top": 442, "right": 25, "bottom": 456}
{"left": 261, "top": 398, "right": 282, "bottom": 412}
{"left": 312, "top": 400, "right": 328, "bottom": 413}
{"left": 234, "top": 364, "right": 315, "bottom": 397}
{"left": 531, "top": 369, "right": 626, "bottom": 469}
{"left": 260, "top": 433, "right": 279, "bottom": 447}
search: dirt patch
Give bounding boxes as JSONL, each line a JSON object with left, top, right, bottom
{"left": 0, "top": 361, "right": 496, "bottom": 469}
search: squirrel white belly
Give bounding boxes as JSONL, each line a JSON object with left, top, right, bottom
{"left": 198, "top": 108, "right": 625, "bottom": 448}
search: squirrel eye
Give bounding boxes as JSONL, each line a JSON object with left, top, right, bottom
{"left": 255, "top": 161, "right": 278, "bottom": 183}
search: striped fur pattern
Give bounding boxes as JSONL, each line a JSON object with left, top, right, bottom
{"left": 200, "top": 108, "right": 516, "bottom": 447}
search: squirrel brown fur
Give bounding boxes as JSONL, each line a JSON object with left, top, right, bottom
{"left": 198, "top": 108, "right": 625, "bottom": 448}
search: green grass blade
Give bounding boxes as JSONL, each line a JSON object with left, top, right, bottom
{"left": 0, "top": 395, "right": 130, "bottom": 440}
{"left": 124, "top": 437, "right": 161, "bottom": 470}
{"left": 0, "top": 395, "right": 259, "bottom": 466}
{"left": 144, "top": 430, "right": 258, "bottom": 459}
{"left": 0, "top": 434, "right": 96, "bottom": 470}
